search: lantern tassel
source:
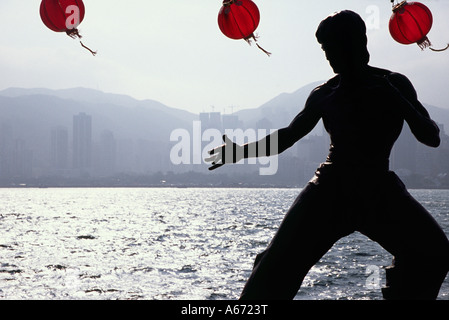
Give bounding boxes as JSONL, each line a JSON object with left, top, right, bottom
{"left": 417, "top": 37, "right": 432, "bottom": 50}
{"left": 429, "top": 44, "right": 449, "bottom": 52}
{"left": 66, "top": 28, "right": 82, "bottom": 39}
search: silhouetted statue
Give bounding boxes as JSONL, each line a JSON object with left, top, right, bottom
{"left": 206, "top": 10, "right": 449, "bottom": 300}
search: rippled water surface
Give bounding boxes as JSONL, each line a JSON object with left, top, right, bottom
{"left": 0, "top": 188, "right": 448, "bottom": 300}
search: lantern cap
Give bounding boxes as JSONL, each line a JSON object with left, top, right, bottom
{"left": 392, "top": 1, "right": 408, "bottom": 12}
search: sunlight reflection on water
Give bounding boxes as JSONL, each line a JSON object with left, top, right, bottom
{"left": 0, "top": 188, "right": 447, "bottom": 300}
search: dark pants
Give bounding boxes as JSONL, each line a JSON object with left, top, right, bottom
{"left": 240, "top": 165, "right": 449, "bottom": 300}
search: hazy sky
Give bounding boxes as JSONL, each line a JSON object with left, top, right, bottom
{"left": 1, "top": 0, "right": 449, "bottom": 114}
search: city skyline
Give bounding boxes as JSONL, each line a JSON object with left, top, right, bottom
{"left": 1, "top": 96, "right": 449, "bottom": 188}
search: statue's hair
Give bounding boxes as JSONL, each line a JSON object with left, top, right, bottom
{"left": 316, "top": 10, "right": 370, "bottom": 65}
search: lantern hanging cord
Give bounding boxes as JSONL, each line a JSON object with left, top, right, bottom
{"left": 429, "top": 44, "right": 449, "bottom": 52}
{"left": 65, "top": 28, "right": 97, "bottom": 56}
{"left": 80, "top": 41, "right": 97, "bottom": 56}
{"left": 245, "top": 34, "right": 272, "bottom": 57}
{"left": 255, "top": 43, "right": 271, "bottom": 57}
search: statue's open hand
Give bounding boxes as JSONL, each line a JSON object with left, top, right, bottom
{"left": 205, "top": 135, "right": 244, "bottom": 171}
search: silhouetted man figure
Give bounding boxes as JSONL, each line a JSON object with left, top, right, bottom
{"left": 206, "top": 10, "right": 449, "bottom": 299}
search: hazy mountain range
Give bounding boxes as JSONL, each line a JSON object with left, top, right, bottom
{"left": 2, "top": 83, "right": 448, "bottom": 140}
{"left": 0, "top": 87, "right": 196, "bottom": 143}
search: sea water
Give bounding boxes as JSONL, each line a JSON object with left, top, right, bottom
{"left": 0, "top": 188, "right": 447, "bottom": 300}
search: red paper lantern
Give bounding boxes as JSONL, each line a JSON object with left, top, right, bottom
{"left": 218, "top": 0, "right": 270, "bottom": 56}
{"left": 40, "top": 0, "right": 96, "bottom": 55}
{"left": 389, "top": 1, "right": 448, "bottom": 51}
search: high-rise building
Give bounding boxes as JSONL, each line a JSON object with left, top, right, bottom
{"left": 0, "top": 123, "right": 13, "bottom": 178}
{"left": 209, "top": 112, "right": 222, "bottom": 130}
{"left": 73, "top": 113, "right": 92, "bottom": 169}
{"left": 50, "top": 126, "right": 68, "bottom": 169}
{"left": 199, "top": 113, "right": 210, "bottom": 128}
{"left": 222, "top": 114, "right": 240, "bottom": 130}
